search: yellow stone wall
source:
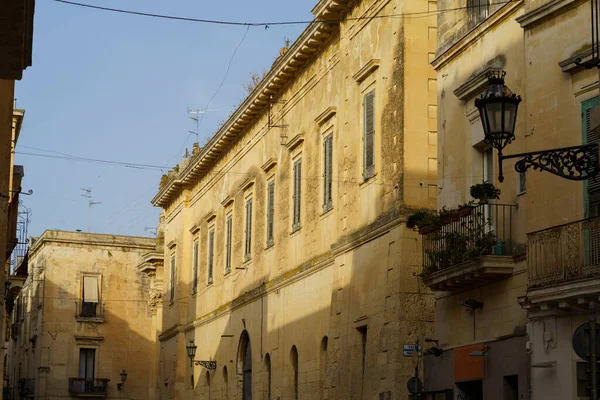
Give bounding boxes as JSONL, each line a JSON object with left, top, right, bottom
{"left": 6, "top": 231, "right": 157, "bottom": 400}
{"left": 155, "top": 0, "right": 438, "bottom": 398}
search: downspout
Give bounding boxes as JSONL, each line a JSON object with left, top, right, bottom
{"left": 259, "top": 280, "right": 265, "bottom": 360}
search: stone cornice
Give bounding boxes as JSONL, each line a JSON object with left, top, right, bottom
{"left": 285, "top": 133, "right": 305, "bottom": 152}
{"left": 152, "top": 0, "right": 352, "bottom": 209}
{"left": 516, "top": 0, "right": 586, "bottom": 29}
{"left": 352, "top": 59, "right": 380, "bottom": 83}
{"left": 453, "top": 66, "right": 504, "bottom": 100}
{"left": 314, "top": 106, "right": 337, "bottom": 125}
{"left": 260, "top": 158, "right": 277, "bottom": 173}
{"left": 432, "top": 1, "right": 524, "bottom": 71}
{"left": 558, "top": 46, "right": 597, "bottom": 73}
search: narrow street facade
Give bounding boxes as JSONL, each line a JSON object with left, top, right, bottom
{"left": 150, "top": 0, "right": 438, "bottom": 398}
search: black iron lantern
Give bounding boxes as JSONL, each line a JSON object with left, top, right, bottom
{"left": 475, "top": 70, "right": 599, "bottom": 182}
{"left": 475, "top": 71, "right": 521, "bottom": 153}
{"left": 117, "top": 369, "right": 127, "bottom": 390}
{"left": 186, "top": 340, "right": 198, "bottom": 362}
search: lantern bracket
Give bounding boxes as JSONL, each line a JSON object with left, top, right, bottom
{"left": 496, "top": 144, "right": 600, "bottom": 182}
{"left": 191, "top": 360, "right": 217, "bottom": 370}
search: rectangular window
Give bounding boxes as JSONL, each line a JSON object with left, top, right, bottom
{"left": 584, "top": 97, "right": 600, "bottom": 217}
{"left": 517, "top": 171, "right": 526, "bottom": 195}
{"left": 323, "top": 133, "right": 333, "bottom": 212}
{"left": 468, "top": 0, "right": 489, "bottom": 25}
{"left": 245, "top": 198, "right": 253, "bottom": 260}
{"left": 266, "top": 181, "right": 275, "bottom": 246}
{"left": 293, "top": 158, "right": 302, "bottom": 230}
{"left": 357, "top": 326, "right": 368, "bottom": 388}
{"left": 208, "top": 229, "right": 215, "bottom": 284}
{"left": 192, "top": 241, "right": 199, "bottom": 294}
{"left": 169, "top": 255, "right": 175, "bottom": 304}
{"left": 78, "top": 348, "right": 95, "bottom": 380}
{"left": 82, "top": 276, "right": 99, "bottom": 317}
{"left": 225, "top": 214, "right": 232, "bottom": 273}
{"left": 483, "top": 147, "right": 493, "bottom": 183}
{"left": 363, "top": 90, "right": 376, "bottom": 179}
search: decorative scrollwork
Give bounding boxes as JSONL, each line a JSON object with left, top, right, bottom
{"left": 193, "top": 360, "right": 217, "bottom": 370}
{"left": 508, "top": 144, "right": 599, "bottom": 180}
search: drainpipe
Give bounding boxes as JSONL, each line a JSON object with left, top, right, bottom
{"left": 590, "top": 302, "right": 597, "bottom": 400}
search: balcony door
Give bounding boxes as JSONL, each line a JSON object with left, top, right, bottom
{"left": 583, "top": 97, "right": 600, "bottom": 271}
{"left": 78, "top": 348, "right": 95, "bottom": 391}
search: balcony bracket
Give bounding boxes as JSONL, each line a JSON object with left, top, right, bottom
{"left": 192, "top": 360, "right": 217, "bottom": 370}
{"left": 497, "top": 144, "right": 599, "bottom": 182}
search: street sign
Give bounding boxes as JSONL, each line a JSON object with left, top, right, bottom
{"left": 403, "top": 344, "right": 423, "bottom": 357}
{"left": 407, "top": 377, "right": 423, "bottom": 395}
{"left": 573, "top": 322, "right": 600, "bottom": 360}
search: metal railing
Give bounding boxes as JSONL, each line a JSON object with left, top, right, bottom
{"left": 18, "top": 378, "right": 34, "bottom": 398}
{"left": 528, "top": 216, "right": 600, "bottom": 288}
{"left": 75, "top": 301, "right": 104, "bottom": 320}
{"left": 422, "top": 204, "right": 516, "bottom": 274}
{"left": 68, "top": 378, "right": 109, "bottom": 396}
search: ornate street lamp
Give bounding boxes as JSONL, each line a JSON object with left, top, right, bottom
{"left": 475, "top": 71, "right": 599, "bottom": 182}
{"left": 186, "top": 340, "right": 217, "bottom": 370}
{"left": 117, "top": 369, "right": 127, "bottom": 390}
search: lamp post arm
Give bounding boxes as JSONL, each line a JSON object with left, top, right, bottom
{"left": 192, "top": 360, "right": 217, "bottom": 370}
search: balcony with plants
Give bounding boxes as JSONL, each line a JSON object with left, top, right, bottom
{"left": 409, "top": 182, "right": 518, "bottom": 291}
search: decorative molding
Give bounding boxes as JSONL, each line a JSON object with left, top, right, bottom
{"left": 261, "top": 158, "right": 278, "bottom": 173}
{"left": 432, "top": 1, "right": 524, "bottom": 71}
{"left": 352, "top": 59, "right": 380, "bottom": 83}
{"left": 314, "top": 106, "right": 337, "bottom": 125}
{"left": 285, "top": 134, "right": 305, "bottom": 151}
{"left": 516, "top": 0, "right": 586, "bottom": 29}
{"left": 240, "top": 178, "right": 256, "bottom": 192}
{"left": 204, "top": 211, "right": 217, "bottom": 223}
{"left": 454, "top": 66, "right": 504, "bottom": 100}
{"left": 167, "top": 240, "right": 177, "bottom": 249}
{"left": 559, "top": 47, "right": 596, "bottom": 73}
{"left": 221, "top": 195, "right": 234, "bottom": 208}
{"left": 189, "top": 224, "right": 201, "bottom": 234}
{"left": 74, "top": 335, "right": 104, "bottom": 341}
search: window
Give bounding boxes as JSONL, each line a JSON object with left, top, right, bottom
{"left": 192, "top": 241, "right": 199, "bottom": 294}
{"left": 363, "top": 90, "right": 376, "bottom": 179}
{"left": 584, "top": 97, "right": 600, "bottom": 217}
{"left": 244, "top": 198, "right": 253, "bottom": 260}
{"left": 170, "top": 255, "right": 175, "bottom": 304}
{"left": 357, "top": 326, "right": 368, "bottom": 390}
{"left": 292, "top": 158, "right": 302, "bottom": 231}
{"left": 266, "top": 181, "right": 275, "bottom": 246}
{"left": 323, "top": 133, "right": 333, "bottom": 212}
{"left": 483, "top": 147, "right": 493, "bottom": 184}
{"left": 82, "top": 276, "right": 99, "bottom": 317}
{"left": 208, "top": 229, "right": 215, "bottom": 284}
{"left": 468, "top": 0, "right": 489, "bottom": 25}
{"left": 517, "top": 171, "right": 526, "bottom": 195}
{"left": 290, "top": 346, "right": 299, "bottom": 400}
{"left": 78, "top": 348, "right": 95, "bottom": 380}
{"left": 225, "top": 214, "right": 232, "bottom": 274}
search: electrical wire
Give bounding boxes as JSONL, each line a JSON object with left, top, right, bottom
{"left": 15, "top": 150, "right": 168, "bottom": 171}
{"left": 53, "top": 0, "right": 514, "bottom": 26}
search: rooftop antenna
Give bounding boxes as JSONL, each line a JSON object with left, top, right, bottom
{"left": 80, "top": 188, "right": 102, "bottom": 233}
{"left": 187, "top": 108, "right": 219, "bottom": 145}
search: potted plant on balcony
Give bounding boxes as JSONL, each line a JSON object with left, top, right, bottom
{"left": 457, "top": 203, "right": 475, "bottom": 217}
{"left": 470, "top": 182, "right": 501, "bottom": 204}
{"left": 406, "top": 211, "right": 440, "bottom": 234}
{"left": 439, "top": 206, "right": 460, "bottom": 225}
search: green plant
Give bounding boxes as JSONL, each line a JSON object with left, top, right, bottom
{"left": 173, "top": 164, "right": 180, "bottom": 173}
{"left": 439, "top": 206, "right": 460, "bottom": 224}
{"left": 470, "top": 182, "right": 501, "bottom": 202}
{"left": 159, "top": 174, "right": 169, "bottom": 188}
{"left": 406, "top": 211, "right": 436, "bottom": 231}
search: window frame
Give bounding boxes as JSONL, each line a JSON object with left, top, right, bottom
{"left": 323, "top": 132, "right": 333, "bottom": 212}
{"left": 292, "top": 157, "right": 302, "bottom": 232}
{"left": 244, "top": 197, "right": 253, "bottom": 261}
{"left": 363, "top": 89, "right": 376, "bottom": 180}
{"left": 225, "top": 213, "right": 233, "bottom": 274}
{"left": 169, "top": 254, "right": 176, "bottom": 304}
{"left": 80, "top": 273, "right": 101, "bottom": 318}
{"left": 192, "top": 240, "right": 199, "bottom": 294}
{"left": 266, "top": 180, "right": 275, "bottom": 247}
{"left": 207, "top": 227, "right": 215, "bottom": 284}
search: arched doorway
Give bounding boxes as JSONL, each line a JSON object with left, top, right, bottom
{"left": 237, "top": 331, "right": 252, "bottom": 400}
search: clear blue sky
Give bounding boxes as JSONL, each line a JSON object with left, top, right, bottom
{"left": 15, "top": 0, "right": 314, "bottom": 238}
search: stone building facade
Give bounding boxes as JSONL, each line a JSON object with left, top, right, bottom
{"left": 150, "top": 0, "right": 438, "bottom": 399}
{"left": 425, "top": 0, "right": 600, "bottom": 399}
{"left": 6, "top": 231, "right": 157, "bottom": 400}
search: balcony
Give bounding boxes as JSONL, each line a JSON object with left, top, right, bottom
{"left": 75, "top": 301, "right": 104, "bottom": 323}
{"left": 68, "top": 378, "right": 109, "bottom": 397}
{"left": 421, "top": 204, "right": 518, "bottom": 291}
{"left": 18, "top": 378, "right": 34, "bottom": 398}
{"left": 524, "top": 216, "right": 600, "bottom": 309}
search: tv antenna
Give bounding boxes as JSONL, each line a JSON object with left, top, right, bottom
{"left": 187, "top": 108, "right": 219, "bottom": 144}
{"left": 80, "top": 188, "right": 102, "bottom": 233}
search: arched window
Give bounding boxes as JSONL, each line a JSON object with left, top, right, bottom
{"left": 222, "top": 366, "right": 229, "bottom": 400}
{"left": 320, "top": 337, "right": 328, "bottom": 398}
{"left": 264, "top": 353, "right": 271, "bottom": 400}
{"left": 290, "top": 345, "right": 299, "bottom": 400}
{"left": 237, "top": 331, "right": 252, "bottom": 400}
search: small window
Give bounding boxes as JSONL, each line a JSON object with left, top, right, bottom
{"left": 323, "top": 133, "right": 333, "bottom": 212}
{"left": 293, "top": 159, "right": 302, "bottom": 231}
{"left": 225, "top": 214, "right": 232, "bottom": 274}
{"left": 208, "top": 229, "right": 215, "bottom": 284}
{"left": 244, "top": 198, "right": 253, "bottom": 261}
{"left": 266, "top": 181, "right": 275, "bottom": 246}
{"left": 517, "top": 171, "right": 526, "bottom": 195}
{"left": 78, "top": 348, "right": 96, "bottom": 380}
{"left": 192, "top": 241, "right": 199, "bottom": 294}
{"left": 82, "top": 276, "right": 99, "bottom": 317}
{"left": 468, "top": 0, "right": 489, "bottom": 25}
{"left": 169, "top": 255, "right": 175, "bottom": 304}
{"left": 363, "top": 90, "right": 376, "bottom": 179}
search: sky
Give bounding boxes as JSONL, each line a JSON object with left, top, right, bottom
{"left": 15, "top": 0, "right": 315, "bottom": 238}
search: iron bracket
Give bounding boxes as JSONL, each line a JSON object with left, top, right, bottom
{"left": 191, "top": 360, "right": 217, "bottom": 370}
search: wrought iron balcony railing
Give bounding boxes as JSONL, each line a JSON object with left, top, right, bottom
{"left": 18, "top": 378, "right": 34, "bottom": 398}
{"left": 75, "top": 301, "right": 104, "bottom": 322}
{"left": 422, "top": 204, "right": 516, "bottom": 274}
{"left": 528, "top": 216, "right": 600, "bottom": 288}
{"left": 68, "top": 378, "right": 109, "bottom": 397}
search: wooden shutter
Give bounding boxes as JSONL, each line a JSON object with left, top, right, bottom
{"left": 208, "top": 230, "right": 214, "bottom": 283}
{"left": 267, "top": 181, "right": 275, "bottom": 244}
{"left": 324, "top": 134, "right": 333, "bottom": 210}
{"left": 226, "top": 215, "right": 232, "bottom": 272}
{"left": 83, "top": 276, "right": 98, "bottom": 303}
{"left": 170, "top": 255, "right": 175, "bottom": 303}
{"left": 245, "top": 199, "right": 252, "bottom": 258}
{"left": 192, "top": 241, "right": 198, "bottom": 292}
{"left": 293, "top": 159, "right": 302, "bottom": 228}
{"left": 584, "top": 97, "right": 600, "bottom": 217}
{"left": 364, "top": 90, "right": 375, "bottom": 178}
